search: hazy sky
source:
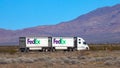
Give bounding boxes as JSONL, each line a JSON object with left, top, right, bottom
{"left": 0, "top": 0, "right": 120, "bottom": 30}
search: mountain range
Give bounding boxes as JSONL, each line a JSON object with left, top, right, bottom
{"left": 0, "top": 4, "right": 120, "bottom": 45}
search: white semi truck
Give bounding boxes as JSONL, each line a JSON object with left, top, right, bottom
{"left": 19, "top": 37, "right": 89, "bottom": 52}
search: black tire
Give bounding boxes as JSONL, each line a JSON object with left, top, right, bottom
{"left": 67, "top": 47, "right": 72, "bottom": 52}
{"left": 69, "top": 48, "right": 73, "bottom": 52}
{"left": 42, "top": 48, "right": 45, "bottom": 52}
{"left": 20, "top": 48, "right": 25, "bottom": 52}
{"left": 45, "top": 48, "right": 48, "bottom": 52}
{"left": 86, "top": 47, "right": 89, "bottom": 50}
{"left": 26, "top": 48, "right": 29, "bottom": 52}
{"left": 52, "top": 48, "right": 56, "bottom": 52}
{"left": 72, "top": 48, "right": 75, "bottom": 51}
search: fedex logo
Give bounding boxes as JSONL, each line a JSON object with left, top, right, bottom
{"left": 27, "top": 38, "right": 40, "bottom": 44}
{"left": 53, "top": 38, "right": 66, "bottom": 44}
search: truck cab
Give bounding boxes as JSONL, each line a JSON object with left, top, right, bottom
{"left": 76, "top": 37, "right": 89, "bottom": 50}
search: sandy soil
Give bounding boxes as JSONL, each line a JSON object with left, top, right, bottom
{"left": 0, "top": 50, "right": 120, "bottom": 68}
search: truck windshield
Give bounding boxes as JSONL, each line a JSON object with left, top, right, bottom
{"left": 83, "top": 42, "right": 87, "bottom": 45}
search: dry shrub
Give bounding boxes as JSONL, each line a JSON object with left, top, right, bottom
{"left": 89, "top": 44, "right": 120, "bottom": 51}
{"left": 0, "top": 46, "right": 18, "bottom": 54}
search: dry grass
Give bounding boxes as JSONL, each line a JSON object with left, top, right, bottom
{"left": 89, "top": 44, "right": 120, "bottom": 51}
{"left": 0, "top": 44, "right": 119, "bottom": 54}
{"left": 0, "top": 46, "right": 18, "bottom": 54}
{"left": 0, "top": 50, "right": 120, "bottom": 68}
{"left": 0, "top": 44, "right": 120, "bottom": 68}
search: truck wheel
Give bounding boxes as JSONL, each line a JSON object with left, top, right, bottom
{"left": 69, "top": 48, "right": 73, "bottom": 52}
{"left": 20, "top": 48, "right": 25, "bottom": 52}
{"left": 26, "top": 48, "right": 29, "bottom": 52}
{"left": 71, "top": 48, "right": 74, "bottom": 51}
{"left": 42, "top": 48, "right": 48, "bottom": 52}
{"left": 52, "top": 47, "right": 56, "bottom": 52}
{"left": 45, "top": 49, "right": 48, "bottom": 52}
{"left": 42, "top": 48, "right": 46, "bottom": 52}
{"left": 72, "top": 48, "right": 76, "bottom": 51}
{"left": 20, "top": 49, "right": 24, "bottom": 52}
{"left": 68, "top": 48, "right": 72, "bottom": 52}
{"left": 52, "top": 48, "right": 56, "bottom": 52}
{"left": 86, "top": 47, "right": 89, "bottom": 50}
{"left": 39, "top": 50, "right": 42, "bottom": 52}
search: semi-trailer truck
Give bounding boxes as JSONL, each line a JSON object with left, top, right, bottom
{"left": 19, "top": 37, "right": 89, "bottom": 52}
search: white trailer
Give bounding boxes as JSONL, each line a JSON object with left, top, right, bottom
{"left": 19, "top": 37, "right": 51, "bottom": 52}
{"left": 52, "top": 37, "right": 89, "bottom": 51}
{"left": 52, "top": 37, "right": 74, "bottom": 50}
{"left": 19, "top": 37, "right": 89, "bottom": 52}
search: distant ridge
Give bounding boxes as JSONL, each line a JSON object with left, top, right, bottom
{"left": 0, "top": 4, "right": 120, "bottom": 45}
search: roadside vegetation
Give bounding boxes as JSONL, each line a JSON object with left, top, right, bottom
{"left": 0, "top": 46, "right": 18, "bottom": 54}
{"left": 89, "top": 44, "right": 120, "bottom": 51}
{"left": 0, "top": 44, "right": 120, "bottom": 68}
{"left": 0, "top": 44, "right": 120, "bottom": 54}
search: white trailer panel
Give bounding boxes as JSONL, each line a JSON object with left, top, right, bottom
{"left": 29, "top": 47, "right": 42, "bottom": 50}
{"left": 55, "top": 47, "right": 67, "bottom": 49}
{"left": 52, "top": 37, "right": 74, "bottom": 47}
{"left": 26, "top": 37, "right": 49, "bottom": 47}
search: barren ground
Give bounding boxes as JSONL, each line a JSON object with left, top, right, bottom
{"left": 0, "top": 50, "right": 120, "bottom": 68}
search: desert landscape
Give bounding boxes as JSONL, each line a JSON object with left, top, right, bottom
{"left": 0, "top": 1, "right": 120, "bottom": 68}
{"left": 0, "top": 44, "right": 120, "bottom": 68}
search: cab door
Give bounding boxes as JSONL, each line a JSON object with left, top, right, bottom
{"left": 77, "top": 37, "right": 86, "bottom": 50}
{"left": 77, "top": 37, "right": 89, "bottom": 50}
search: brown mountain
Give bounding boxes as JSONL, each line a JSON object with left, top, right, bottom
{"left": 0, "top": 4, "right": 120, "bottom": 45}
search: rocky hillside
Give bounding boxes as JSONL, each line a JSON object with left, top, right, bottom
{"left": 0, "top": 4, "right": 120, "bottom": 44}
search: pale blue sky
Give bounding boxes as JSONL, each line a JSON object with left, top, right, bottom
{"left": 0, "top": 0, "right": 120, "bottom": 30}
